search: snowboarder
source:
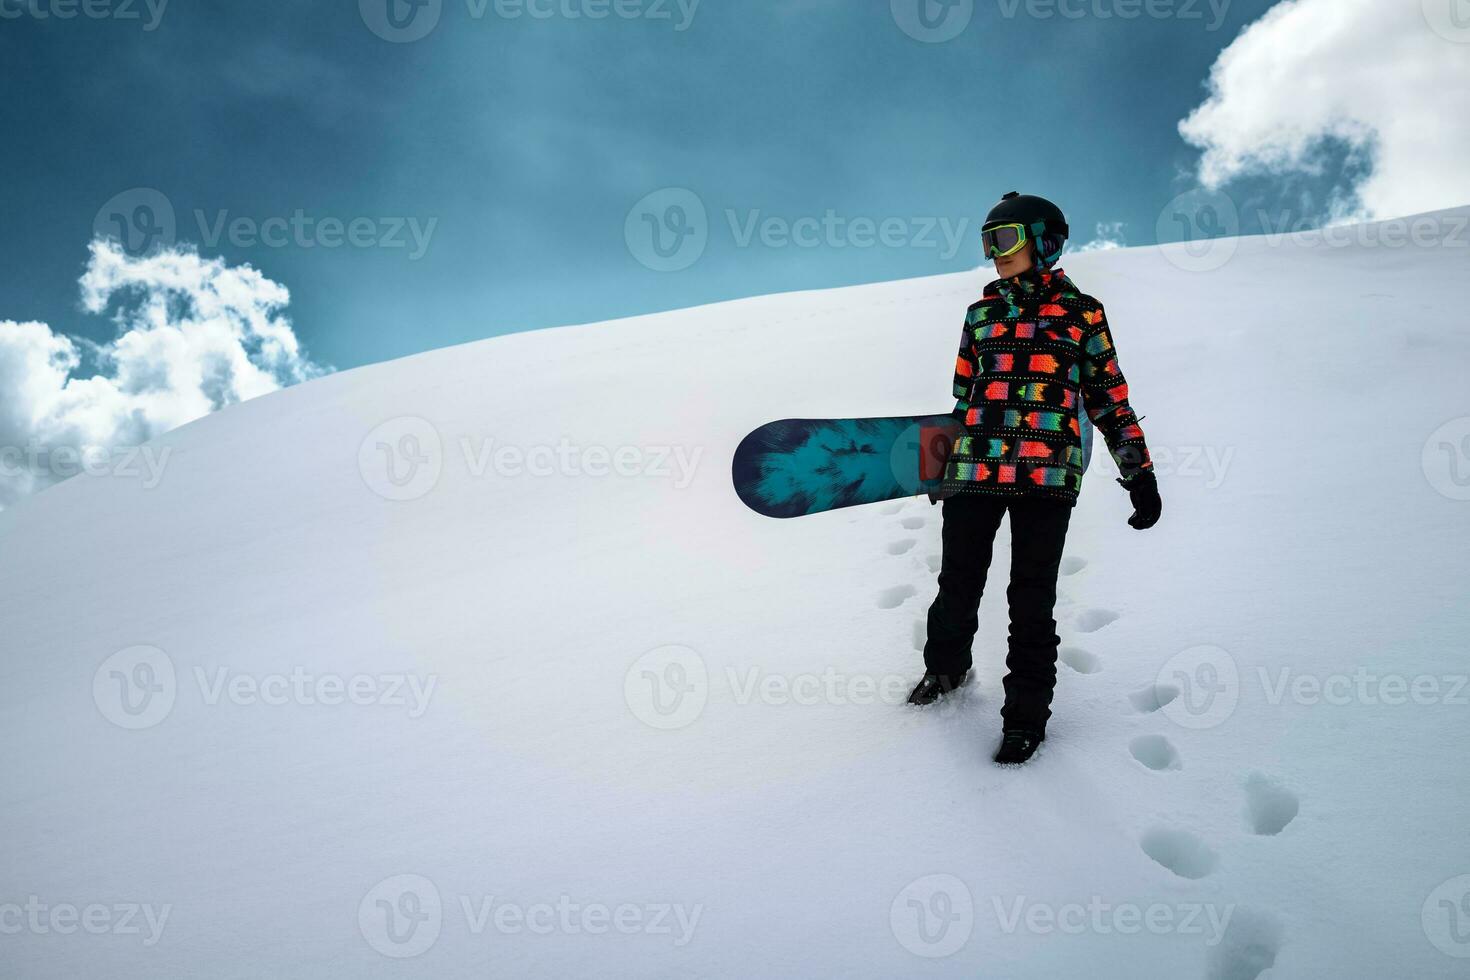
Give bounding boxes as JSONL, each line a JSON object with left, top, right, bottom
{"left": 907, "top": 192, "right": 1162, "bottom": 766}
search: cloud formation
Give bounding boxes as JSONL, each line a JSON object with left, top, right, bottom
{"left": 0, "top": 240, "right": 324, "bottom": 507}
{"left": 1075, "top": 222, "right": 1127, "bottom": 253}
{"left": 1179, "top": 0, "right": 1470, "bottom": 220}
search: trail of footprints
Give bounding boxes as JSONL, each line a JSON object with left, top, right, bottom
{"left": 875, "top": 500, "right": 1296, "bottom": 979}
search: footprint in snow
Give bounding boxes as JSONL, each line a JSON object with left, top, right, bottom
{"left": 886, "top": 538, "right": 917, "bottom": 556}
{"left": 923, "top": 553, "right": 942, "bottom": 573}
{"left": 899, "top": 516, "right": 926, "bottom": 530}
{"left": 1243, "top": 772, "right": 1300, "bottom": 836}
{"left": 1058, "top": 645, "right": 1101, "bottom": 674}
{"left": 1139, "top": 827, "right": 1217, "bottom": 880}
{"left": 1075, "top": 608, "right": 1119, "bottom": 633}
{"left": 1130, "top": 683, "right": 1180, "bottom": 713}
{"left": 1207, "top": 909, "right": 1284, "bottom": 980}
{"left": 879, "top": 501, "right": 906, "bottom": 516}
{"left": 876, "top": 584, "right": 917, "bottom": 609}
{"left": 1059, "top": 555, "right": 1088, "bottom": 576}
{"left": 1128, "top": 734, "right": 1182, "bottom": 771}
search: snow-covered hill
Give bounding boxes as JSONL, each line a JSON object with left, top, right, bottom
{"left": 3, "top": 210, "right": 1469, "bottom": 979}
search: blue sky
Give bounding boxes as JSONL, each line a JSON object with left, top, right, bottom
{"left": 1, "top": 0, "right": 1464, "bottom": 372}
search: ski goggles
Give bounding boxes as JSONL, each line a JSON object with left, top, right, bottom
{"left": 980, "top": 222, "right": 1035, "bottom": 259}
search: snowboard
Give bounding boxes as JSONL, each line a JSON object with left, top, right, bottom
{"left": 732, "top": 413, "right": 1094, "bottom": 519}
{"left": 732, "top": 415, "right": 965, "bottom": 519}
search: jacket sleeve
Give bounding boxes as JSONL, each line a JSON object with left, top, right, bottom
{"left": 1079, "top": 305, "right": 1153, "bottom": 480}
{"left": 950, "top": 320, "right": 977, "bottom": 422}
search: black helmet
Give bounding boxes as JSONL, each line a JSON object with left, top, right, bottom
{"left": 984, "top": 191, "right": 1069, "bottom": 267}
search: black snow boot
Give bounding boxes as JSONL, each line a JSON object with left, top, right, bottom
{"left": 907, "top": 672, "right": 969, "bottom": 706}
{"left": 993, "top": 729, "right": 1045, "bottom": 765}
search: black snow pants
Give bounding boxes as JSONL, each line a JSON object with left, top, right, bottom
{"left": 922, "top": 494, "right": 1073, "bottom": 733}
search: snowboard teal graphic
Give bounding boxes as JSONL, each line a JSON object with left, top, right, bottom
{"left": 733, "top": 413, "right": 1093, "bottom": 518}
{"left": 732, "top": 415, "right": 964, "bottom": 519}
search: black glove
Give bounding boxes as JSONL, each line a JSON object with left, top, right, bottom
{"left": 1119, "top": 470, "right": 1161, "bottom": 530}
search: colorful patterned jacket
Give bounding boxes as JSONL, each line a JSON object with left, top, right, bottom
{"left": 942, "top": 268, "right": 1152, "bottom": 504}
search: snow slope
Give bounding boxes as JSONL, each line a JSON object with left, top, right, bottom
{"left": 3, "top": 209, "right": 1469, "bottom": 979}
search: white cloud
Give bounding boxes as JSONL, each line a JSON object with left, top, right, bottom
{"left": 1179, "top": 0, "right": 1470, "bottom": 220}
{"left": 0, "top": 240, "right": 325, "bottom": 507}
{"left": 1074, "top": 222, "right": 1127, "bottom": 253}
